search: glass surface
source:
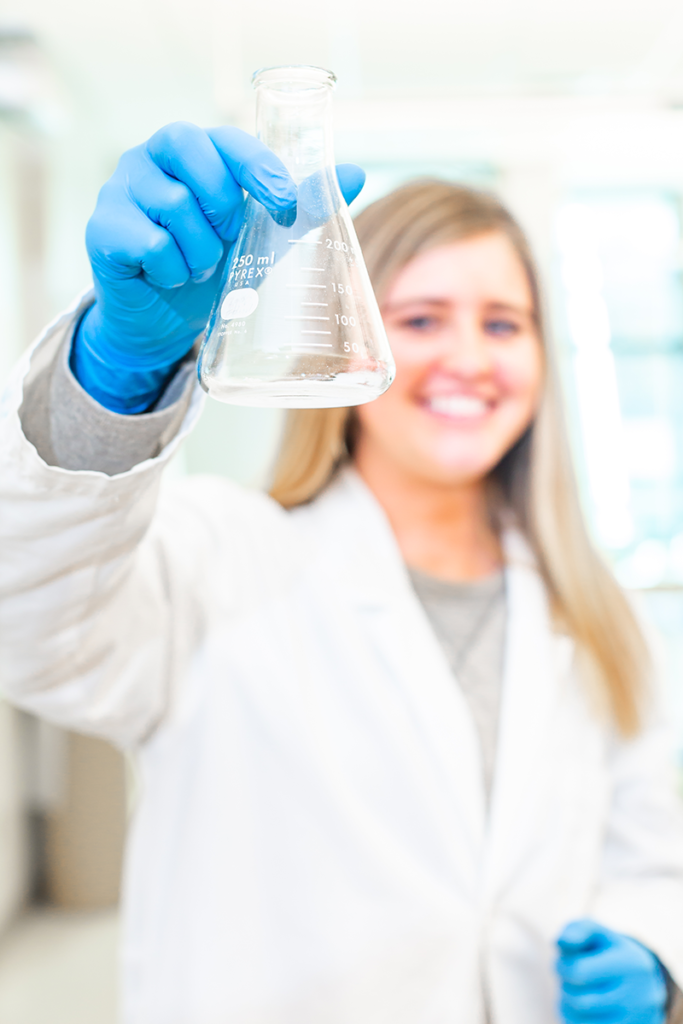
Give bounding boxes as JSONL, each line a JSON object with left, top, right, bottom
{"left": 198, "top": 65, "right": 395, "bottom": 408}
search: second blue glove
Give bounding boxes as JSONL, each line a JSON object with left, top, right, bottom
{"left": 556, "top": 918, "right": 668, "bottom": 1024}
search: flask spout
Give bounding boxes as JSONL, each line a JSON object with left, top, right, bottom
{"left": 253, "top": 66, "right": 337, "bottom": 183}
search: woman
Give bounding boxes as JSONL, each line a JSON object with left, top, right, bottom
{"left": 1, "top": 123, "right": 682, "bottom": 1024}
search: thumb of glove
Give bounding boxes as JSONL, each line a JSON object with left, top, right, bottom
{"left": 557, "top": 919, "right": 610, "bottom": 954}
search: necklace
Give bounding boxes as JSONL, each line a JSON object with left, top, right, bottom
{"left": 451, "top": 579, "right": 505, "bottom": 678}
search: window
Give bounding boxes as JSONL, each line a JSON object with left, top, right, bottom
{"left": 557, "top": 192, "right": 683, "bottom": 588}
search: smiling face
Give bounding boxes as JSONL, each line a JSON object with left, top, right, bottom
{"left": 354, "top": 232, "right": 544, "bottom": 490}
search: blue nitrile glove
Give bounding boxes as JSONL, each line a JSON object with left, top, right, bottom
{"left": 73, "top": 121, "right": 366, "bottom": 413}
{"left": 556, "top": 919, "right": 668, "bottom": 1024}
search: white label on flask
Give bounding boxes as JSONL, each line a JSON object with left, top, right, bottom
{"left": 221, "top": 288, "right": 259, "bottom": 320}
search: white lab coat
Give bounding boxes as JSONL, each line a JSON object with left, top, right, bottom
{"left": 2, "top": 296, "right": 683, "bottom": 1024}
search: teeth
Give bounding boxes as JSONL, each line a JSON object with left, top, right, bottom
{"left": 427, "top": 396, "right": 488, "bottom": 418}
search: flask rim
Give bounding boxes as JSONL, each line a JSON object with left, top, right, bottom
{"left": 251, "top": 65, "right": 337, "bottom": 92}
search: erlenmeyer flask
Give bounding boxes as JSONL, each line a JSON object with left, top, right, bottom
{"left": 198, "top": 65, "right": 395, "bottom": 408}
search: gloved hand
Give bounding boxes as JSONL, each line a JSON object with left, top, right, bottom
{"left": 74, "top": 121, "right": 366, "bottom": 413}
{"left": 556, "top": 919, "right": 668, "bottom": 1024}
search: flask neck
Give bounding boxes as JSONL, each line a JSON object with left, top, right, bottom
{"left": 255, "top": 82, "right": 335, "bottom": 185}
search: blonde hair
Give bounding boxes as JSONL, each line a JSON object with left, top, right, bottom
{"left": 271, "top": 180, "right": 649, "bottom": 736}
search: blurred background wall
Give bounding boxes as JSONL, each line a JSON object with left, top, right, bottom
{"left": 2, "top": 0, "right": 683, "bottom": 1016}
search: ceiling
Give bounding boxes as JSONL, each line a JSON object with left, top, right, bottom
{"left": 4, "top": 0, "right": 683, "bottom": 135}
{"left": 4, "top": 0, "right": 683, "bottom": 313}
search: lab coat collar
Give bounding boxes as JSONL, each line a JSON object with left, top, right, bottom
{"left": 306, "top": 464, "right": 489, "bottom": 853}
{"left": 313, "top": 462, "right": 541, "bottom": 600}
{"left": 321, "top": 464, "right": 414, "bottom": 603}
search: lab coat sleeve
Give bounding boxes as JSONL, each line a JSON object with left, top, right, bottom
{"left": 592, "top": 703, "right": 683, "bottom": 989}
{"left": 0, "top": 296, "right": 276, "bottom": 748}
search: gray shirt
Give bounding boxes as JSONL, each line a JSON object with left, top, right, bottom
{"left": 409, "top": 568, "right": 506, "bottom": 800}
